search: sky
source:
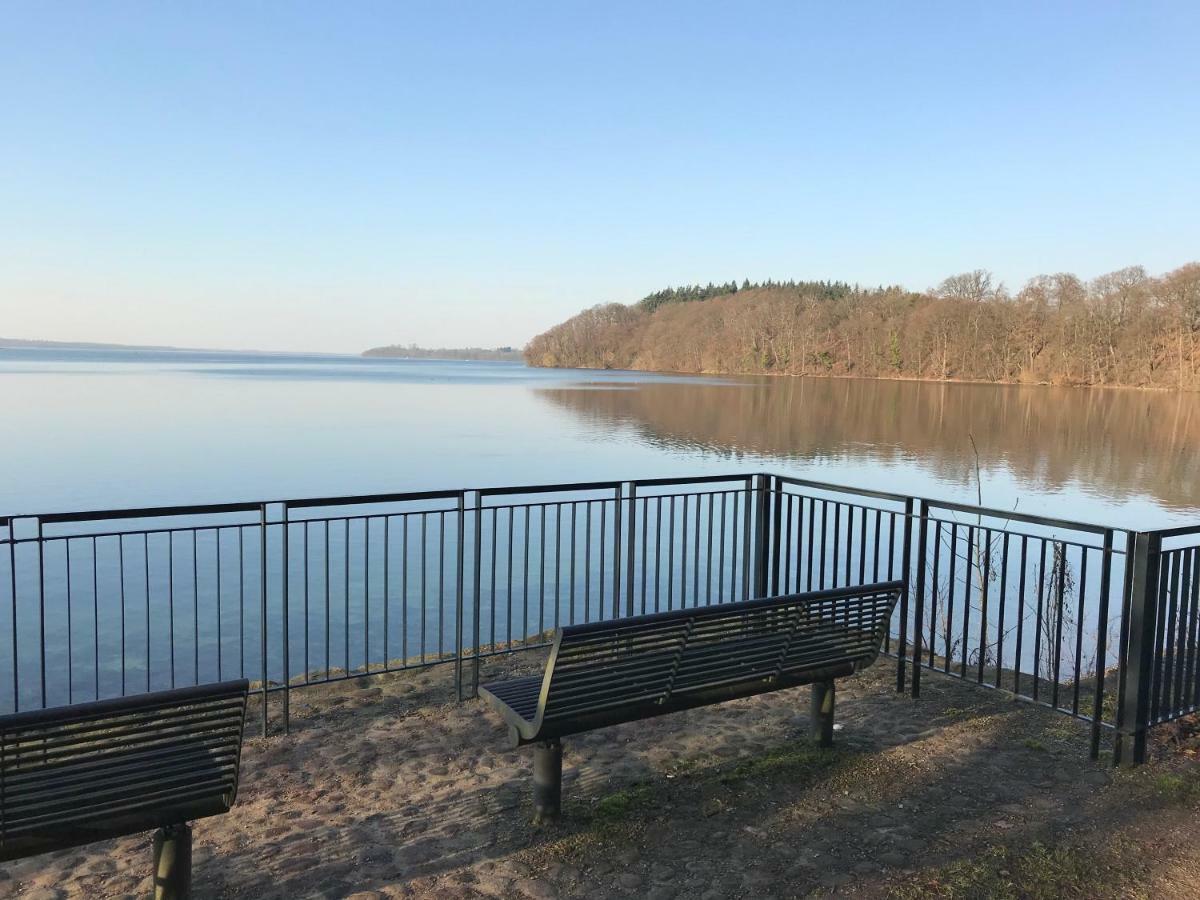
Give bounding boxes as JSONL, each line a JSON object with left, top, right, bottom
{"left": 2, "top": 2, "right": 1199, "bottom": 354}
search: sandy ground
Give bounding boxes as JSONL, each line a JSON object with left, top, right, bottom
{"left": 2, "top": 651, "right": 1198, "bottom": 899}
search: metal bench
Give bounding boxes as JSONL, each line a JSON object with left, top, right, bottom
{"left": 479, "top": 581, "right": 903, "bottom": 821}
{"left": 0, "top": 679, "right": 250, "bottom": 899}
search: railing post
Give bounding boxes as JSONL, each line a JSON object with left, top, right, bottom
{"left": 897, "top": 497, "right": 915, "bottom": 694}
{"left": 906, "top": 498, "right": 926, "bottom": 697}
{"left": 625, "top": 483, "right": 637, "bottom": 617}
{"left": 454, "top": 491, "right": 466, "bottom": 701}
{"left": 471, "top": 490, "right": 482, "bottom": 698}
{"left": 258, "top": 504, "right": 268, "bottom": 737}
{"left": 282, "top": 506, "right": 290, "bottom": 735}
{"left": 752, "top": 474, "right": 770, "bottom": 599}
{"left": 1114, "top": 530, "right": 1161, "bottom": 766}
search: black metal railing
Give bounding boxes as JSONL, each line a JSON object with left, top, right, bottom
{"left": 1, "top": 472, "right": 1196, "bottom": 762}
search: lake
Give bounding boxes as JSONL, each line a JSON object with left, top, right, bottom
{"left": 1, "top": 347, "right": 1197, "bottom": 528}
{"left": 2, "top": 348, "right": 1198, "bottom": 712}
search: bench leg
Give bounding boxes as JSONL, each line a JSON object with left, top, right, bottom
{"left": 811, "top": 680, "right": 835, "bottom": 747}
{"left": 153, "top": 822, "right": 192, "bottom": 899}
{"left": 533, "top": 739, "right": 562, "bottom": 823}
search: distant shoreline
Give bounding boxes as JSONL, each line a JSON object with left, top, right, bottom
{"left": 527, "top": 360, "right": 1183, "bottom": 393}
{"left": 362, "top": 344, "right": 523, "bottom": 362}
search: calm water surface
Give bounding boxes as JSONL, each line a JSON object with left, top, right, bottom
{"left": 1, "top": 347, "right": 1197, "bottom": 529}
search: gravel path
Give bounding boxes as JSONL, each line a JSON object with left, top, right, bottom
{"left": 1, "top": 652, "right": 1196, "bottom": 899}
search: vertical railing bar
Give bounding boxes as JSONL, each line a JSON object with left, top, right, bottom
{"left": 118, "top": 535, "right": 126, "bottom": 697}
{"left": 1170, "top": 549, "right": 1186, "bottom": 716}
{"left": 626, "top": 485, "right": 637, "bottom": 617}
{"left": 872, "top": 507, "right": 882, "bottom": 584}
{"left": 1156, "top": 554, "right": 1176, "bottom": 724}
{"left": 585, "top": 501, "right": 594, "bottom": 622}
{"left": 614, "top": 484, "right": 623, "bottom": 619}
{"left": 667, "top": 497, "right": 675, "bottom": 611}
{"left": 857, "top": 503, "right": 867, "bottom": 587}
{"left": 1113, "top": 531, "right": 1135, "bottom": 748}
{"left": 569, "top": 503, "right": 576, "bottom": 624}
{"left": 1090, "top": 530, "right": 1114, "bottom": 758}
{"left": 258, "top": 504, "right": 268, "bottom": 737}
{"left": 362, "top": 518, "right": 369, "bottom": 677}
{"left": 402, "top": 515, "right": 409, "bottom": 666}
{"left": 693, "top": 490, "right": 701, "bottom": 608}
{"left": 237, "top": 528, "right": 244, "bottom": 681}
{"left": 945, "top": 524, "right": 957, "bottom": 675}
{"left": 742, "top": 479, "right": 752, "bottom": 601}
{"left": 552, "top": 504, "right": 560, "bottom": 633}
{"left": 147, "top": 533, "right": 153, "bottom": 692}
{"left": 167, "top": 530, "right": 175, "bottom": 690}
{"left": 91, "top": 536, "right": 99, "bottom": 700}
{"left": 489, "top": 508, "right": 498, "bottom": 649}
{"left": 929, "top": 520, "right": 942, "bottom": 668}
{"left": 303, "top": 524, "right": 310, "bottom": 683}
{"left": 961, "top": 526, "right": 974, "bottom": 679}
{"left": 470, "top": 493, "right": 480, "bottom": 698}
{"left": 831, "top": 503, "right": 841, "bottom": 591}
{"left": 599, "top": 499, "right": 607, "bottom": 618}
{"left": 1014, "top": 535, "right": 1028, "bottom": 696}
{"left": 706, "top": 491, "right": 715, "bottom": 604}
{"left": 521, "top": 505, "right": 532, "bottom": 636}
{"left": 1051, "top": 540, "right": 1067, "bottom": 710}
{"left": 806, "top": 499, "right": 816, "bottom": 592}
{"left": 843, "top": 504, "right": 852, "bottom": 589}
{"left": 7, "top": 529, "right": 16, "bottom": 711}
{"left": 383, "top": 516, "right": 389, "bottom": 670}
{"left": 192, "top": 530, "right": 199, "bottom": 686}
{"left": 62, "top": 538, "right": 73, "bottom": 705}
{"left": 905, "top": 497, "right": 921, "bottom": 696}
{"left": 1072, "top": 546, "right": 1089, "bottom": 715}
{"left": 538, "top": 504, "right": 547, "bottom": 635}
{"left": 783, "top": 493, "right": 793, "bottom": 594}
{"left": 325, "top": 521, "right": 332, "bottom": 678}
{"left": 995, "top": 532, "right": 1010, "bottom": 690}
{"left": 419, "top": 515, "right": 427, "bottom": 666}
{"left": 507, "top": 507, "right": 514, "bottom": 648}
{"left": 717, "top": 493, "right": 726, "bottom": 607}
{"left": 438, "top": 511, "right": 446, "bottom": 664}
{"left": 216, "top": 529, "right": 224, "bottom": 683}
{"left": 977, "top": 527, "right": 991, "bottom": 685}
{"left": 282, "top": 512, "right": 290, "bottom": 732}
{"left": 1188, "top": 549, "right": 1200, "bottom": 709}
{"left": 770, "top": 479, "right": 782, "bottom": 596}
{"left": 36, "top": 522, "right": 47, "bottom": 708}
{"left": 679, "top": 495, "right": 688, "bottom": 609}
{"left": 1033, "top": 539, "right": 1047, "bottom": 702}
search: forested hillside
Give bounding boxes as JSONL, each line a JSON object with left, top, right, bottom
{"left": 525, "top": 265, "right": 1200, "bottom": 389}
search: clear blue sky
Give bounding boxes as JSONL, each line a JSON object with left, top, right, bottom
{"left": 2, "top": 2, "right": 1198, "bottom": 353}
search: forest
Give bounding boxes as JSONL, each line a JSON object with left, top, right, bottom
{"left": 524, "top": 264, "right": 1200, "bottom": 389}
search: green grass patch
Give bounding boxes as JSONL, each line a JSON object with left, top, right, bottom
{"left": 1023, "top": 737, "right": 1047, "bottom": 752}
{"left": 718, "top": 741, "right": 847, "bottom": 785}
{"left": 589, "top": 783, "right": 659, "bottom": 836}
{"left": 890, "top": 841, "right": 1134, "bottom": 900}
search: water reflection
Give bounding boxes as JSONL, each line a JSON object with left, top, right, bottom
{"left": 535, "top": 377, "right": 1200, "bottom": 513}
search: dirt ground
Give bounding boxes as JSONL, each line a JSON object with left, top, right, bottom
{"left": 3, "top": 651, "right": 1199, "bottom": 899}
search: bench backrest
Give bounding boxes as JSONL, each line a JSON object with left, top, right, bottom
{"left": 0, "top": 679, "right": 249, "bottom": 861}
{"left": 538, "top": 582, "right": 902, "bottom": 734}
